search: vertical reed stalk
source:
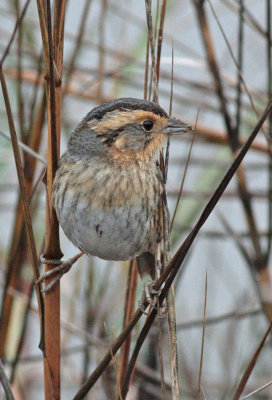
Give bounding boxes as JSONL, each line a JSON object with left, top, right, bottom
{"left": 36, "top": 0, "right": 65, "bottom": 398}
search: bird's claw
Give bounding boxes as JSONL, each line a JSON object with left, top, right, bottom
{"left": 36, "top": 254, "right": 73, "bottom": 293}
{"left": 139, "top": 280, "right": 163, "bottom": 315}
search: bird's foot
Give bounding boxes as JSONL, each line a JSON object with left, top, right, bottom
{"left": 139, "top": 280, "right": 163, "bottom": 316}
{"left": 36, "top": 252, "right": 83, "bottom": 293}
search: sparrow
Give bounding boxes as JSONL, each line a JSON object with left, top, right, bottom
{"left": 38, "top": 98, "right": 191, "bottom": 292}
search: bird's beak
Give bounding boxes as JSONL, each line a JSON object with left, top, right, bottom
{"left": 165, "top": 116, "right": 192, "bottom": 135}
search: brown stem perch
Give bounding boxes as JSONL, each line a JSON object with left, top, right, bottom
{"left": 36, "top": 0, "right": 66, "bottom": 399}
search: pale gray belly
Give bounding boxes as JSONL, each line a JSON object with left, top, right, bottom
{"left": 56, "top": 193, "right": 155, "bottom": 261}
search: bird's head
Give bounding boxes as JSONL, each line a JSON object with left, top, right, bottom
{"left": 69, "top": 98, "right": 192, "bottom": 163}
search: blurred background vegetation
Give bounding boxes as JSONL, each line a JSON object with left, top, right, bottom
{"left": 0, "top": 0, "right": 272, "bottom": 399}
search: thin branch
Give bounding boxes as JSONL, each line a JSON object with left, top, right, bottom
{"left": 144, "top": 36, "right": 149, "bottom": 100}
{"left": 156, "top": 0, "right": 167, "bottom": 85}
{"left": 14, "top": 0, "right": 25, "bottom": 140}
{"left": 145, "top": 0, "right": 159, "bottom": 102}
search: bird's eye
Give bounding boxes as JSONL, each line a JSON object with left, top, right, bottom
{"left": 142, "top": 120, "right": 154, "bottom": 132}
